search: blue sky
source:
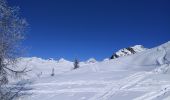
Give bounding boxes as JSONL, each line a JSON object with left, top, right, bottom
{"left": 9, "top": 0, "right": 170, "bottom": 61}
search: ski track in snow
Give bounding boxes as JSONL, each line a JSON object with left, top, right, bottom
{"left": 89, "top": 72, "right": 151, "bottom": 100}
{"left": 133, "top": 85, "right": 170, "bottom": 100}
{"left": 27, "top": 71, "right": 169, "bottom": 100}
{"left": 28, "top": 71, "right": 151, "bottom": 99}
{"left": 133, "top": 46, "right": 170, "bottom": 100}
{"left": 20, "top": 42, "right": 170, "bottom": 100}
{"left": 90, "top": 46, "right": 169, "bottom": 100}
{"left": 31, "top": 80, "right": 114, "bottom": 86}
{"left": 28, "top": 88, "right": 104, "bottom": 93}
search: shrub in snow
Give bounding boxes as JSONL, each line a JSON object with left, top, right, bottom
{"left": 74, "top": 59, "right": 79, "bottom": 69}
{"left": 51, "top": 68, "right": 55, "bottom": 76}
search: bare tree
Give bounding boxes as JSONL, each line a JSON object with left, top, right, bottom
{"left": 74, "top": 59, "right": 79, "bottom": 69}
{"left": 0, "top": 0, "right": 29, "bottom": 99}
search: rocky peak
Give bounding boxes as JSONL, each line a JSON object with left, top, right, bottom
{"left": 110, "top": 45, "right": 148, "bottom": 59}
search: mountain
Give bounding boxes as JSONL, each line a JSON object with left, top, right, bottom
{"left": 110, "top": 45, "right": 148, "bottom": 59}
{"left": 16, "top": 41, "right": 170, "bottom": 100}
{"left": 17, "top": 57, "right": 73, "bottom": 78}
{"left": 86, "top": 58, "right": 97, "bottom": 64}
{"left": 58, "top": 58, "right": 72, "bottom": 63}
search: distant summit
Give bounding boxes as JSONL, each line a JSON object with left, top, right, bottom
{"left": 58, "top": 58, "right": 71, "bottom": 63}
{"left": 86, "top": 58, "right": 97, "bottom": 64}
{"left": 110, "top": 45, "right": 148, "bottom": 59}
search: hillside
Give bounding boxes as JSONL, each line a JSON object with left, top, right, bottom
{"left": 110, "top": 45, "right": 148, "bottom": 59}
{"left": 17, "top": 41, "right": 170, "bottom": 100}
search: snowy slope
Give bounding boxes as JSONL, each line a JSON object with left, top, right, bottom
{"left": 17, "top": 57, "right": 73, "bottom": 78}
{"left": 110, "top": 45, "right": 148, "bottom": 59}
{"left": 17, "top": 41, "right": 170, "bottom": 100}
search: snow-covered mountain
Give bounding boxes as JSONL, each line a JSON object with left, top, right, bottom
{"left": 110, "top": 45, "right": 148, "bottom": 59}
{"left": 17, "top": 41, "right": 170, "bottom": 100}
{"left": 86, "top": 58, "right": 97, "bottom": 64}
{"left": 17, "top": 57, "right": 73, "bottom": 78}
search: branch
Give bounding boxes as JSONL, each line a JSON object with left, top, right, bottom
{"left": 4, "top": 66, "right": 31, "bottom": 74}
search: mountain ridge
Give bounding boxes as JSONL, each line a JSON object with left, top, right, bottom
{"left": 110, "top": 45, "right": 148, "bottom": 59}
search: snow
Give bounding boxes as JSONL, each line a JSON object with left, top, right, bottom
{"left": 103, "top": 58, "right": 109, "bottom": 62}
{"left": 16, "top": 41, "right": 170, "bottom": 100}
{"left": 131, "top": 45, "right": 148, "bottom": 52}
{"left": 111, "top": 45, "right": 148, "bottom": 59}
{"left": 17, "top": 57, "right": 73, "bottom": 78}
{"left": 86, "top": 58, "right": 97, "bottom": 64}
